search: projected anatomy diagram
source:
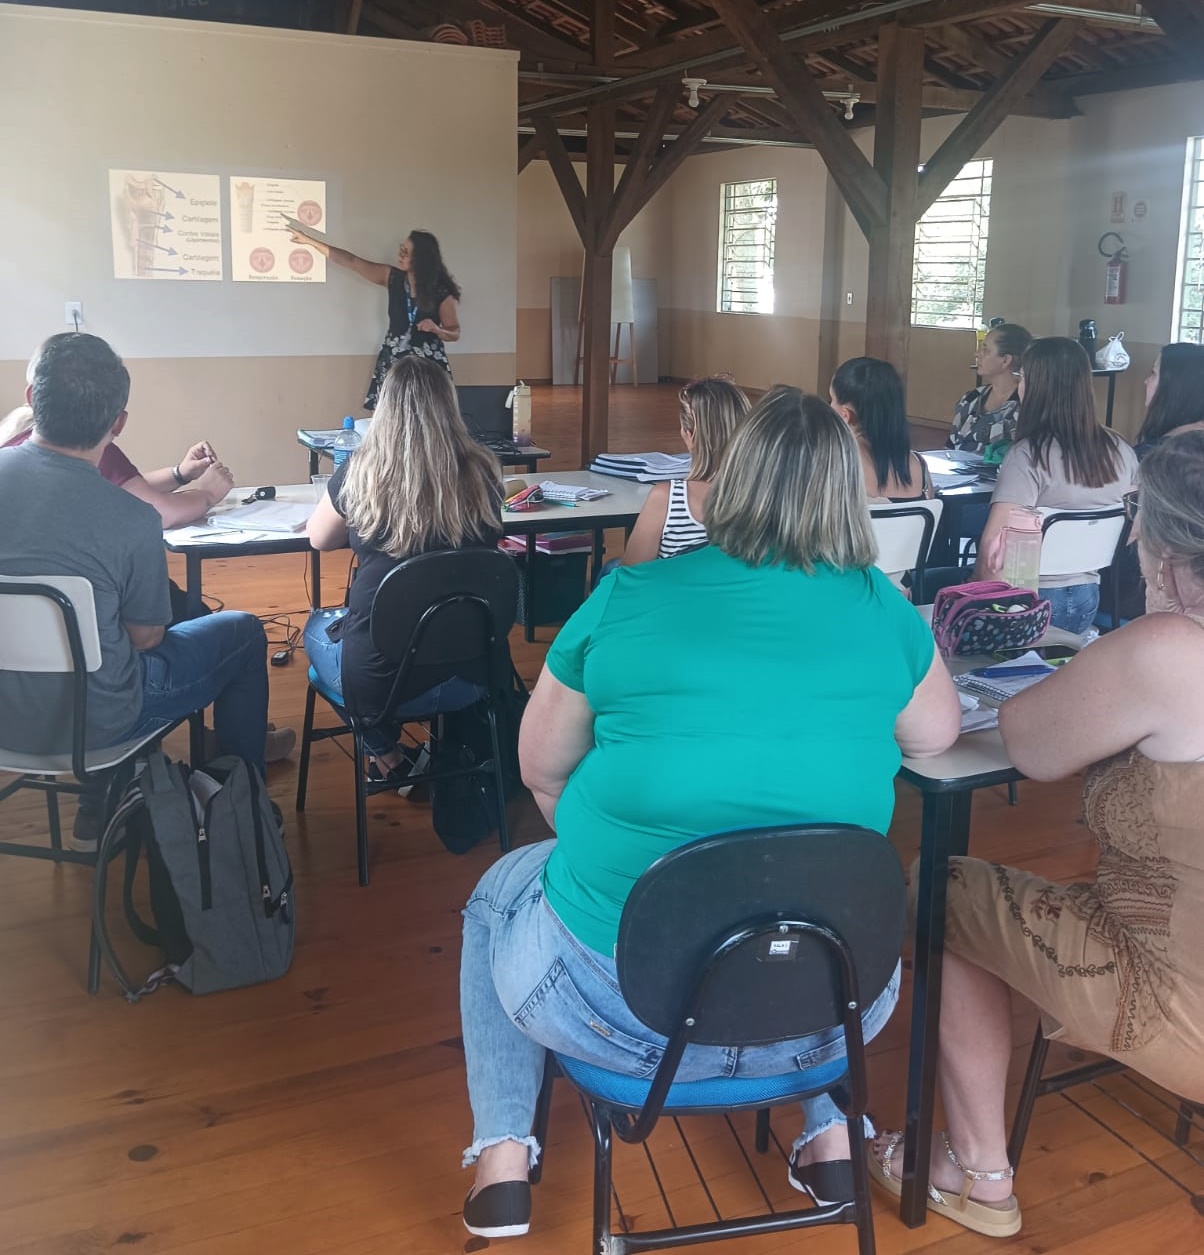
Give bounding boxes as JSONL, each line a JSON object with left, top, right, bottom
{"left": 230, "top": 177, "right": 327, "bottom": 283}
{"left": 109, "top": 170, "right": 223, "bottom": 281}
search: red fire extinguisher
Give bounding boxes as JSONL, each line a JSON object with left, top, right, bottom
{"left": 1099, "top": 232, "right": 1128, "bottom": 305}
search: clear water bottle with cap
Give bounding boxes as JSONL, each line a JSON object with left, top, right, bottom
{"left": 511, "top": 381, "right": 532, "bottom": 447}
{"left": 331, "top": 416, "right": 361, "bottom": 470}
{"left": 1000, "top": 506, "right": 1043, "bottom": 592}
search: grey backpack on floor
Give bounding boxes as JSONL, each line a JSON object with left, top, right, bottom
{"left": 95, "top": 752, "right": 295, "bottom": 999}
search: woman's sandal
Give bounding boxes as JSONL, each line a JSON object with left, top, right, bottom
{"left": 867, "top": 1130, "right": 1022, "bottom": 1238}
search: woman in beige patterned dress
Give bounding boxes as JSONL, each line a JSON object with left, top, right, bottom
{"left": 870, "top": 428, "right": 1204, "bottom": 1238}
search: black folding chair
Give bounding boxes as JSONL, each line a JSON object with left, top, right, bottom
{"left": 295, "top": 547, "right": 520, "bottom": 885}
{"left": 530, "top": 824, "right": 905, "bottom": 1255}
{"left": 0, "top": 577, "right": 185, "bottom": 992}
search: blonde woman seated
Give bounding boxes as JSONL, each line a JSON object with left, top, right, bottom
{"left": 829, "top": 357, "right": 934, "bottom": 503}
{"left": 869, "top": 429, "right": 1204, "bottom": 1237}
{"left": 304, "top": 356, "right": 502, "bottom": 780}
{"left": 457, "top": 387, "right": 961, "bottom": 1239}
{"left": 621, "top": 376, "right": 750, "bottom": 564}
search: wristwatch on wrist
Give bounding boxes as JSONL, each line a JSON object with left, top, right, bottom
{"left": 172, "top": 464, "right": 187, "bottom": 486}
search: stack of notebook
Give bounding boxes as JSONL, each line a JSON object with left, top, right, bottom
{"left": 589, "top": 452, "right": 691, "bottom": 482}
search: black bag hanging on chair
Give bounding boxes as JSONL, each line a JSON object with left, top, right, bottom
{"left": 430, "top": 668, "right": 528, "bottom": 854}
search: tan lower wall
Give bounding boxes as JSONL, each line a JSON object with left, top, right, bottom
{"left": 0, "top": 351, "right": 515, "bottom": 486}
{"left": 517, "top": 308, "right": 552, "bottom": 381}
{"left": 664, "top": 309, "right": 824, "bottom": 393}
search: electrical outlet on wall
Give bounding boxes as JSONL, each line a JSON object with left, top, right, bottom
{"left": 65, "top": 301, "right": 83, "bottom": 328}
{"left": 846, "top": 292, "right": 854, "bottom": 306}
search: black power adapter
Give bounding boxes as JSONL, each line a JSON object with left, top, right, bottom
{"left": 270, "top": 650, "right": 291, "bottom": 667}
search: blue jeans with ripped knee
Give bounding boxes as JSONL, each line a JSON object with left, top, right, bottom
{"left": 459, "top": 840, "right": 900, "bottom": 1168}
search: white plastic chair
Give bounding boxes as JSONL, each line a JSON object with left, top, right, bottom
{"left": 869, "top": 499, "right": 944, "bottom": 587}
{"left": 1038, "top": 506, "right": 1128, "bottom": 627}
{"left": 0, "top": 575, "right": 183, "bottom": 991}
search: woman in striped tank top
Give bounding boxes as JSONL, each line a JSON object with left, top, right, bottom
{"left": 621, "top": 376, "right": 751, "bottom": 565}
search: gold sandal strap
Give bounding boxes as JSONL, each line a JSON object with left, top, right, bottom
{"left": 941, "top": 1132, "right": 1014, "bottom": 1186}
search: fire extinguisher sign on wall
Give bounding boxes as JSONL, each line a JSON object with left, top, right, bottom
{"left": 1099, "top": 232, "right": 1128, "bottom": 305}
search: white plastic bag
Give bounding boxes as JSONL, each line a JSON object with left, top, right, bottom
{"left": 1095, "top": 332, "right": 1129, "bottom": 371}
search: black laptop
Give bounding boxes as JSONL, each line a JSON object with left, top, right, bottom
{"left": 457, "top": 385, "right": 518, "bottom": 453}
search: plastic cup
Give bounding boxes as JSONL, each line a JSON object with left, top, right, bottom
{"left": 310, "top": 474, "right": 331, "bottom": 502}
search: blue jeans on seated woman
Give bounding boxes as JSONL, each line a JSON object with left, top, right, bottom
{"left": 460, "top": 840, "right": 901, "bottom": 1169}
{"left": 1041, "top": 582, "right": 1099, "bottom": 635}
{"left": 302, "top": 608, "right": 483, "bottom": 756}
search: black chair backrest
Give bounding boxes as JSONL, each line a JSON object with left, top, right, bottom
{"left": 368, "top": 547, "right": 519, "bottom": 710}
{"left": 616, "top": 825, "right": 905, "bottom": 1047}
{"left": 456, "top": 385, "right": 514, "bottom": 440}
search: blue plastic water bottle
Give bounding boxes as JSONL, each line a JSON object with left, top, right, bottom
{"left": 331, "top": 416, "right": 361, "bottom": 470}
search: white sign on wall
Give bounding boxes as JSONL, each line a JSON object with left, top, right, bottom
{"left": 109, "top": 169, "right": 224, "bottom": 280}
{"left": 229, "top": 177, "right": 327, "bottom": 283}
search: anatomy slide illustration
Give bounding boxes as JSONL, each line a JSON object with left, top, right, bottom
{"left": 229, "top": 177, "right": 327, "bottom": 283}
{"left": 109, "top": 170, "right": 223, "bottom": 280}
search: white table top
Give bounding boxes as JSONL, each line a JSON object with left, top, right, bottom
{"left": 503, "top": 470, "right": 651, "bottom": 530}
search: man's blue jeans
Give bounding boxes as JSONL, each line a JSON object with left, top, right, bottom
{"left": 460, "top": 841, "right": 900, "bottom": 1168}
{"left": 121, "top": 611, "right": 269, "bottom": 776}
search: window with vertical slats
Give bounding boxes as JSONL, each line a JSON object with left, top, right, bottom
{"left": 717, "top": 179, "right": 777, "bottom": 315}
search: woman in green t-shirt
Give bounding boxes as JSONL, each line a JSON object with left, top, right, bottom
{"left": 457, "top": 388, "right": 962, "bottom": 1240}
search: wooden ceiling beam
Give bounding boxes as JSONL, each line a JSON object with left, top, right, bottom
{"left": 532, "top": 117, "right": 588, "bottom": 244}
{"left": 517, "top": 132, "right": 544, "bottom": 174}
{"left": 602, "top": 83, "right": 681, "bottom": 246}
{"left": 710, "top": 0, "right": 887, "bottom": 236}
{"left": 360, "top": 3, "right": 424, "bottom": 39}
{"left": 917, "top": 18, "right": 1080, "bottom": 216}
{"left": 934, "top": 20, "right": 1010, "bottom": 76}
{"left": 608, "top": 94, "right": 733, "bottom": 242}
{"left": 592, "top": 0, "right": 614, "bottom": 65}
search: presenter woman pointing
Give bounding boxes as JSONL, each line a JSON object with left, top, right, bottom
{"left": 288, "top": 227, "right": 461, "bottom": 408}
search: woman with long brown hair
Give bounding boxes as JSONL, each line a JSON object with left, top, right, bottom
{"left": 975, "top": 336, "right": 1137, "bottom": 633}
{"left": 289, "top": 225, "right": 462, "bottom": 407}
{"left": 304, "top": 355, "right": 501, "bottom": 780}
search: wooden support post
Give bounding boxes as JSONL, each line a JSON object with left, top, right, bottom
{"left": 581, "top": 102, "right": 615, "bottom": 466}
{"left": 865, "top": 23, "right": 925, "bottom": 376}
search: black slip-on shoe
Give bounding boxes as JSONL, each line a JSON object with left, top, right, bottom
{"left": 462, "top": 1180, "right": 532, "bottom": 1238}
{"left": 787, "top": 1156, "right": 855, "bottom": 1207}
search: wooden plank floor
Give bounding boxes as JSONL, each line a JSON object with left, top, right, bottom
{"left": 0, "top": 386, "right": 1200, "bottom": 1254}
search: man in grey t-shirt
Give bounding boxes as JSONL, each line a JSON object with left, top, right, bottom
{"left": 0, "top": 334, "right": 270, "bottom": 812}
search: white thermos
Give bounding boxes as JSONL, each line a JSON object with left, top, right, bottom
{"left": 511, "top": 381, "right": 532, "bottom": 447}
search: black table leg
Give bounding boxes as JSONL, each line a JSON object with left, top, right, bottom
{"left": 308, "top": 449, "right": 319, "bottom": 477}
{"left": 899, "top": 786, "right": 973, "bottom": 1227}
{"left": 309, "top": 548, "right": 322, "bottom": 609}
{"left": 524, "top": 533, "right": 536, "bottom": 643}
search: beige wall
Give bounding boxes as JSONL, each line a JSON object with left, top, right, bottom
{"left": 637, "top": 87, "right": 1203, "bottom": 442}
{"left": 0, "top": 5, "right": 517, "bottom": 481}
{"left": 515, "top": 162, "right": 672, "bottom": 380}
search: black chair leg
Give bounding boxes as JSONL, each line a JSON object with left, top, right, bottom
{"left": 847, "top": 1113, "right": 877, "bottom": 1255}
{"left": 484, "top": 706, "right": 512, "bottom": 854}
{"left": 296, "top": 685, "right": 317, "bottom": 811}
{"left": 353, "top": 732, "right": 370, "bottom": 886}
{"left": 590, "top": 1104, "right": 615, "bottom": 1255}
{"left": 754, "top": 1108, "right": 770, "bottom": 1154}
{"left": 1007, "top": 781, "right": 1019, "bottom": 807}
{"left": 529, "top": 1054, "right": 557, "bottom": 1186}
{"left": 1007, "top": 1025, "right": 1050, "bottom": 1171}
{"left": 46, "top": 788, "right": 63, "bottom": 861}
